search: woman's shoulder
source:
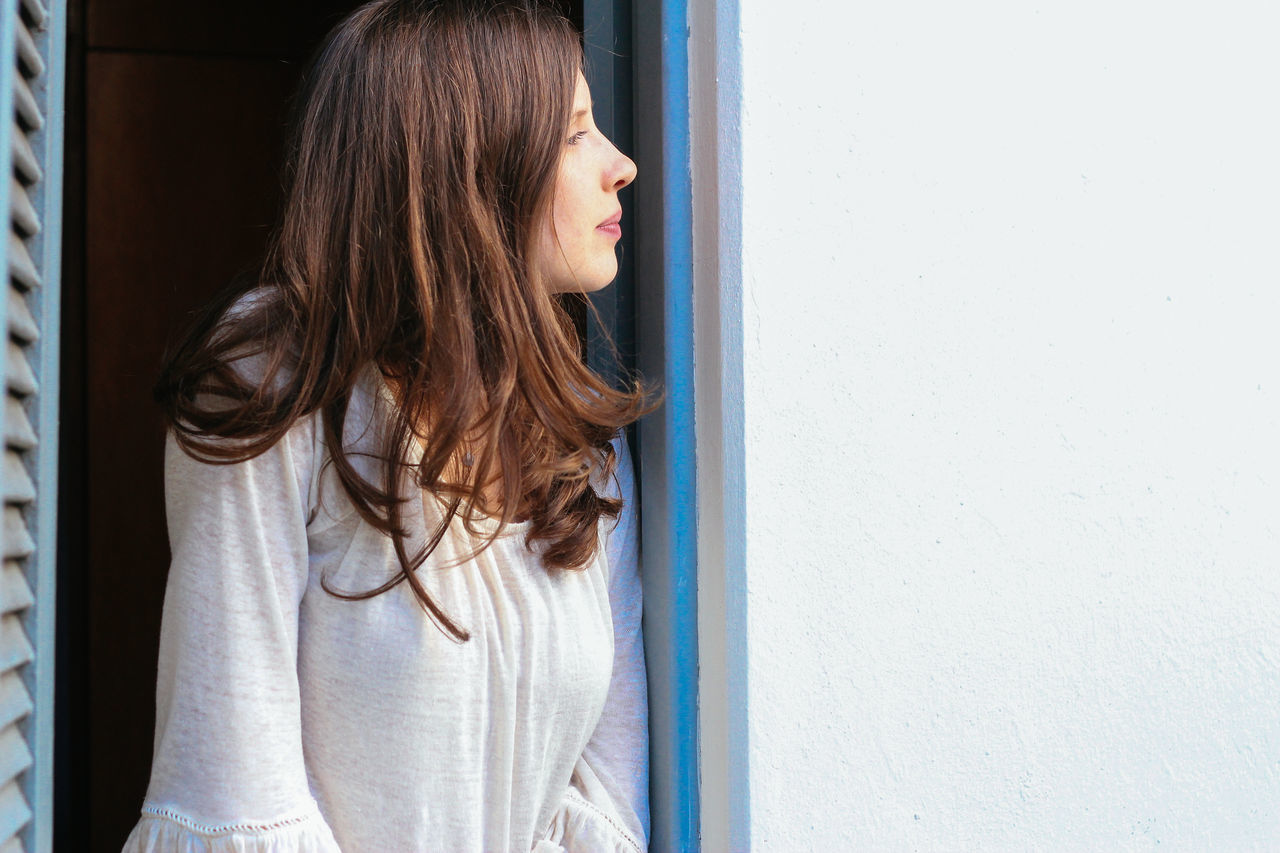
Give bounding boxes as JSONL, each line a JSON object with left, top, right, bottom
{"left": 216, "top": 286, "right": 294, "bottom": 381}
{"left": 163, "top": 285, "right": 330, "bottom": 508}
{"left": 221, "top": 285, "right": 389, "bottom": 435}
{"left": 224, "top": 284, "right": 278, "bottom": 320}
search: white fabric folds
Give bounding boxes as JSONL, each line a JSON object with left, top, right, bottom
{"left": 122, "top": 803, "right": 341, "bottom": 853}
{"left": 123, "top": 368, "right": 649, "bottom": 851}
{"left": 538, "top": 788, "right": 644, "bottom": 853}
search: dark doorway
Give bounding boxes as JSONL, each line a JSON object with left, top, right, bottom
{"left": 60, "top": 3, "right": 361, "bottom": 848}
{"left": 58, "top": 0, "right": 592, "bottom": 849}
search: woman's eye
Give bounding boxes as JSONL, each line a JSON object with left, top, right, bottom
{"left": 567, "top": 130, "right": 589, "bottom": 146}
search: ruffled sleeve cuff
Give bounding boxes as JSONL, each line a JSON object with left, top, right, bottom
{"left": 122, "top": 802, "right": 342, "bottom": 853}
{"left": 535, "top": 788, "right": 644, "bottom": 853}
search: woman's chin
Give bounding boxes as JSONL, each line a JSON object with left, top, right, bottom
{"left": 548, "top": 269, "right": 618, "bottom": 295}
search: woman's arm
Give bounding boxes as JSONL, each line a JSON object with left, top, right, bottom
{"left": 122, "top": 420, "right": 341, "bottom": 852}
{"left": 538, "top": 435, "right": 649, "bottom": 853}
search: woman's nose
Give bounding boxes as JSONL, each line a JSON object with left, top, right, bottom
{"left": 607, "top": 146, "right": 637, "bottom": 191}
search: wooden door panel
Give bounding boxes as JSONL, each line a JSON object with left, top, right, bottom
{"left": 88, "top": 0, "right": 353, "bottom": 57}
{"left": 85, "top": 50, "right": 299, "bottom": 849}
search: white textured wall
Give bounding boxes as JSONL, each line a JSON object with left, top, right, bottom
{"left": 735, "top": 1, "right": 1280, "bottom": 848}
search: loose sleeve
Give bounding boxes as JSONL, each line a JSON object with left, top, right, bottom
{"left": 121, "top": 420, "right": 341, "bottom": 852}
{"left": 538, "top": 436, "right": 649, "bottom": 853}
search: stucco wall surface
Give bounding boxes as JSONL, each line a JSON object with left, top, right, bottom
{"left": 736, "top": 1, "right": 1280, "bottom": 849}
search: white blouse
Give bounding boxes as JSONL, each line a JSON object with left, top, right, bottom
{"left": 122, "top": 374, "right": 648, "bottom": 852}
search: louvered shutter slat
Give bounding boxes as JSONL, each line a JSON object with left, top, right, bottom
{"left": 9, "top": 127, "right": 38, "bottom": 187}
{"left": 0, "top": 456, "right": 31, "bottom": 507}
{"left": 5, "top": 288, "right": 34, "bottom": 343}
{"left": 0, "top": 564, "right": 31, "bottom": 617}
{"left": 0, "top": 728, "right": 30, "bottom": 786}
{"left": 0, "top": 780, "right": 30, "bottom": 846}
{"left": 18, "top": 0, "right": 46, "bottom": 28}
{"left": 0, "top": 672, "right": 29, "bottom": 733}
{"left": 5, "top": 234, "right": 36, "bottom": 291}
{"left": 11, "top": 74, "right": 40, "bottom": 134}
{"left": 0, "top": 511, "right": 30, "bottom": 562}
{"left": 0, "top": 618, "right": 31, "bottom": 673}
{"left": 12, "top": 23, "right": 41, "bottom": 80}
{"left": 9, "top": 180, "right": 37, "bottom": 238}
{"left": 3, "top": 344, "right": 34, "bottom": 397}
{"left": 0, "top": 455, "right": 31, "bottom": 511}
{"left": 2, "top": 400, "right": 33, "bottom": 452}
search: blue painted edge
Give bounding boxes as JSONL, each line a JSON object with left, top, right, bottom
{"left": 32, "top": 1, "right": 68, "bottom": 849}
{"left": 660, "top": 0, "right": 700, "bottom": 848}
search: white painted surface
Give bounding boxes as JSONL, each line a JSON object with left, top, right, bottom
{"left": 691, "top": 0, "right": 748, "bottom": 849}
{"left": 728, "top": 1, "right": 1280, "bottom": 848}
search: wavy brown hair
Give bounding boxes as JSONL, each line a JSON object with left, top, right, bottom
{"left": 156, "top": 0, "right": 653, "bottom": 641}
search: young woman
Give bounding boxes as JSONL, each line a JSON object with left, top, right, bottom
{"left": 122, "top": 1, "right": 652, "bottom": 850}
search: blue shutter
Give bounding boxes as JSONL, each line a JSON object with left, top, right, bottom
{"left": 0, "top": 0, "right": 64, "bottom": 849}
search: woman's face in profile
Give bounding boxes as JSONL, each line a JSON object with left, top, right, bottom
{"left": 536, "top": 71, "right": 638, "bottom": 294}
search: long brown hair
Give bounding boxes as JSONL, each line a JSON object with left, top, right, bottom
{"left": 156, "top": 0, "right": 652, "bottom": 641}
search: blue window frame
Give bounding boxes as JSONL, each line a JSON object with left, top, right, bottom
{"left": 584, "top": 0, "right": 701, "bottom": 850}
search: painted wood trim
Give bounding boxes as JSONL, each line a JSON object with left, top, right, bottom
{"left": 28, "top": 1, "right": 66, "bottom": 848}
{"left": 632, "top": 0, "right": 700, "bottom": 849}
{"left": 689, "top": 0, "right": 747, "bottom": 848}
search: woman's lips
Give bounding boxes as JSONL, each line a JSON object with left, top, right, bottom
{"left": 597, "top": 211, "right": 622, "bottom": 239}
